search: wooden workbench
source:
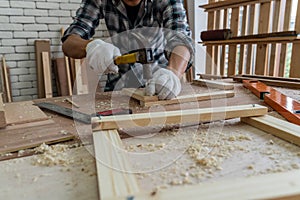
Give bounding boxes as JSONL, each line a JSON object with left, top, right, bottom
{"left": 0, "top": 81, "right": 299, "bottom": 199}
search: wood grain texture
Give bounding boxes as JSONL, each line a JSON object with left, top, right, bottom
{"left": 290, "top": 0, "right": 300, "bottom": 78}
{"left": 0, "top": 93, "right": 6, "bottom": 128}
{"left": 111, "top": 169, "right": 300, "bottom": 200}
{"left": 228, "top": 7, "right": 239, "bottom": 76}
{"left": 0, "top": 121, "right": 74, "bottom": 154}
{"left": 1, "top": 56, "right": 12, "bottom": 102}
{"left": 4, "top": 101, "right": 49, "bottom": 125}
{"left": 93, "top": 130, "right": 140, "bottom": 199}
{"left": 122, "top": 88, "right": 235, "bottom": 107}
{"left": 35, "top": 40, "right": 50, "bottom": 98}
{"left": 193, "top": 79, "right": 234, "bottom": 90}
{"left": 42, "top": 52, "right": 52, "bottom": 98}
{"left": 241, "top": 115, "right": 300, "bottom": 147}
{"left": 92, "top": 104, "right": 268, "bottom": 130}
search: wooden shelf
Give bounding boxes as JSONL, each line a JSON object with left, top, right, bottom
{"left": 200, "top": 0, "right": 272, "bottom": 11}
{"left": 200, "top": 36, "right": 300, "bottom": 45}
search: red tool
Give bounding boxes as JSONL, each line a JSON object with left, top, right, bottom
{"left": 243, "top": 80, "right": 300, "bottom": 125}
{"left": 96, "top": 108, "right": 132, "bottom": 117}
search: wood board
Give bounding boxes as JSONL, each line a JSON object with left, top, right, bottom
{"left": 192, "top": 79, "right": 234, "bottom": 90}
{"left": 0, "top": 121, "right": 74, "bottom": 154}
{"left": 241, "top": 115, "right": 300, "bottom": 147}
{"left": 4, "top": 101, "right": 49, "bottom": 125}
{"left": 42, "top": 52, "right": 52, "bottom": 98}
{"left": 92, "top": 104, "right": 268, "bottom": 130}
{"left": 93, "top": 130, "right": 140, "bottom": 199}
{"left": 0, "top": 93, "right": 6, "bottom": 128}
{"left": 35, "top": 40, "right": 50, "bottom": 98}
{"left": 122, "top": 88, "right": 235, "bottom": 107}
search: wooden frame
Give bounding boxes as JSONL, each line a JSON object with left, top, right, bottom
{"left": 122, "top": 88, "right": 235, "bottom": 107}
{"left": 92, "top": 104, "right": 300, "bottom": 199}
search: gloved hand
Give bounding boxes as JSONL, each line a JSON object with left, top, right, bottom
{"left": 145, "top": 68, "right": 181, "bottom": 100}
{"left": 86, "top": 39, "right": 121, "bottom": 74}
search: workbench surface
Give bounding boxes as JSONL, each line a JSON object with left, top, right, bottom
{"left": 1, "top": 81, "right": 300, "bottom": 199}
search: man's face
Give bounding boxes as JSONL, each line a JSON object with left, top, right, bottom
{"left": 122, "top": 0, "right": 142, "bottom": 6}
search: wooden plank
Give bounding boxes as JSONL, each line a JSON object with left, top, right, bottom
{"left": 64, "top": 57, "right": 73, "bottom": 95}
{"left": 201, "top": 36, "right": 299, "bottom": 45}
{"left": 122, "top": 88, "right": 234, "bottom": 107}
{"left": 245, "top": 4, "right": 255, "bottom": 74}
{"left": 112, "top": 169, "right": 300, "bottom": 200}
{"left": 279, "top": 0, "right": 292, "bottom": 77}
{"left": 93, "top": 130, "right": 140, "bottom": 199}
{"left": 41, "top": 52, "right": 52, "bottom": 98}
{"left": 0, "top": 122, "right": 74, "bottom": 155}
{"left": 35, "top": 40, "right": 50, "bottom": 98}
{"left": 92, "top": 104, "right": 268, "bottom": 130}
{"left": 241, "top": 115, "right": 300, "bottom": 147}
{"left": 228, "top": 7, "right": 240, "bottom": 76}
{"left": 74, "top": 59, "right": 88, "bottom": 95}
{"left": 290, "top": 0, "right": 300, "bottom": 78}
{"left": 220, "top": 9, "right": 228, "bottom": 75}
{"left": 4, "top": 101, "right": 49, "bottom": 125}
{"left": 255, "top": 2, "right": 271, "bottom": 75}
{"left": 213, "top": 10, "right": 221, "bottom": 75}
{"left": 1, "top": 56, "right": 12, "bottom": 102}
{"left": 238, "top": 6, "right": 248, "bottom": 74}
{"left": 192, "top": 79, "right": 234, "bottom": 90}
{"left": 268, "top": 0, "right": 281, "bottom": 76}
{"left": 55, "top": 58, "right": 69, "bottom": 96}
{"left": 0, "top": 93, "right": 6, "bottom": 128}
{"left": 233, "top": 75, "right": 300, "bottom": 89}
{"left": 205, "top": 10, "right": 215, "bottom": 75}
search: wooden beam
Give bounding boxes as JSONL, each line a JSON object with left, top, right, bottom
{"left": 111, "top": 169, "right": 300, "bottom": 200}
{"left": 193, "top": 79, "right": 234, "bottom": 90}
{"left": 122, "top": 88, "right": 234, "bottom": 107}
{"left": 0, "top": 93, "right": 6, "bottom": 128}
{"left": 93, "top": 130, "right": 140, "bottom": 199}
{"left": 241, "top": 115, "right": 300, "bottom": 147}
{"left": 227, "top": 7, "right": 239, "bottom": 76}
{"left": 1, "top": 56, "right": 12, "bottom": 102}
{"left": 92, "top": 104, "right": 268, "bottom": 131}
{"left": 64, "top": 57, "right": 73, "bottom": 95}
{"left": 41, "top": 52, "right": 52, "bottom": 98}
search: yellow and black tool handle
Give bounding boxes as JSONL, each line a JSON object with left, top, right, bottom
{"left": 114, "top": 53, "right": 138, "bottom": 65}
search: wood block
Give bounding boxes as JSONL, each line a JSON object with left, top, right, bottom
{"left": 4, "top": 101, "right": 49, "bottom": 125}
{"left": 241, "top": 115, "right": 300, "bottom": 147}
{"left": 35, "top": 40, "right": 50, "bottom": 98}
{"left": 0, "top": 93, "right": 6, "bottom": 128}
{"left": 92, "top": 104, "right": 268, "bottom": 130}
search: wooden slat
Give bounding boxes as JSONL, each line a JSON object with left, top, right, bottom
{"left": 278, "top": 0, "right": 292, "bottom": 77}
{"left": 74, "top": 59, "right": 88, "bottom": 95}
{"left": 41, "top": 52, "right": 52, "bottom": 98}
{"left": 245, "top": 4, "right": 255, "bottom": 74}
{"left": 290, "top": 0, "right": 300, "bottom": 78}
{"left": 0, "top": 93, "right": 6, "bottom": 128}
{"left": 255, "top": 2, "right": 271, "bottom": 75}
{"left": 64, "top": 56, "right": 73, "bottom": 95}
{"left": 268, "top": 0, "right": 281, "bottom": 76}
{"left": 1, "top": 56, "right": 12, "bottom": 102}
{"left": 241, "top": 115, "right": 300, "bottom": 147}
{"left": 220, "top": 9, "right": 228, "bottom": 75}
{"left": 122, "top": 88, "right": 234, "bottom": 107}
{"left": 205, "top": 9, "right": 215, "bottom": 75}
{"left": 214, "top": 10, "right": 221, "bottom": 75}
{"left": 112, "top": 169, "right": 300, "bottom": 200}
{"left": 238, "top": 6, "right": 248, "bottom": 74}
{"left": 192, "top": 79, "right": 234, "bottom": 90}
{"left": 93, "top": 130, "right": 140, "bottom": 199}
{"left": 92, "top": 104, "right": 268, "bottom": 130}
{"left": 227, "top": 7, "right": 240, "bottom": 76}
{"left": 35, "top": 40, "right": 50, "bottom": 98}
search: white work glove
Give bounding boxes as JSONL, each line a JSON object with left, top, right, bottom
{"left": 86, "top": 39, "right": 121, "bottom": 74}
{"left": 145, "top": 68, "right": 181, "bottom": 100}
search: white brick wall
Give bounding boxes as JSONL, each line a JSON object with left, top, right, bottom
{"left": 0, "top": 0, "right": 108, "bottom": 102}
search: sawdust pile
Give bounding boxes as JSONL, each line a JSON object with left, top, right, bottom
{"left": 31, "top": 143, "right": 73, "bottom": 167}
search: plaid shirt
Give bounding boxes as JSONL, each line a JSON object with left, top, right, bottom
{"left": 63, "top": 0, "right": 194, "bottom": 90}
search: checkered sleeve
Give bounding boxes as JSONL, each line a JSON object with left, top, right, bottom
{"left": 61, "top": 0, "right": 103, "bottom": 42}
{"left": 162, "top": 0, "right": 194, "bottom": 67}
